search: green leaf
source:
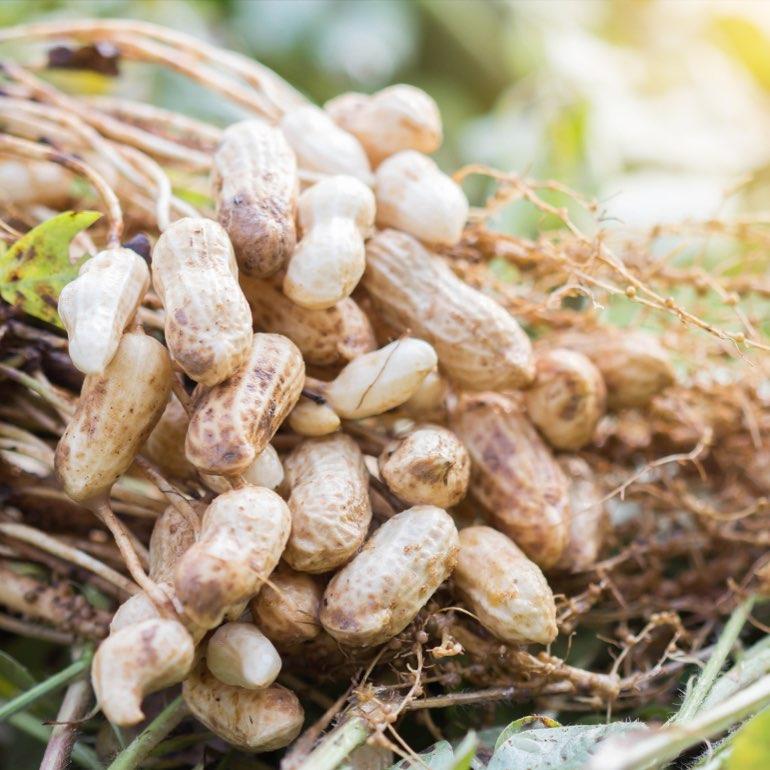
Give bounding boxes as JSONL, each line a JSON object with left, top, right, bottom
{"left": 388, "top": 740, "right": 454, "bottom": 770}
{"left": 0, "top": 650, "right": 36, "bottom": 697}
{"left": 727, "top": 707, "right": 770, "bottom": 770}
{"left": 450, "top": 732, "right": 478, "bottom": 770}
{"left": 494, "top": 715, "right": 561, "bottom": 752}
{"left": 0, "top": 210, "right": 101, "bottom": 327}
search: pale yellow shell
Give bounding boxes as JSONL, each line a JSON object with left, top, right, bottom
{"left": 288, "top": 397, "right": 341, "bottom": 437}
{"left": 206, "top": 622, "right": 282, "bottom": 689}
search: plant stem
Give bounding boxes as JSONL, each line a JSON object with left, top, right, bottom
{"left": 107, "top": 696, "right": 189, "bottom": 770}
{"left": 40, "top": 677, "right": 93, "bottom": 770}
{"left": 295, "top": 717, "right": 371, "bottom": 770}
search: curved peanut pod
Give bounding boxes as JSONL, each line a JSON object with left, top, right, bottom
{"left": 454, "top": 526, "right": 557, "bottom": 645}
{"left": 185, "top": 333, "right": 305, "bottom": 475}
{"left": 55, "top": 332, "right": 172, "bottom": 503}
{"left": 281, "top": 105, "right": 373, "bottom": 186}
{"left": 149, "top": 504, "right": 198, "bottom": 583}
{"left": 379, "top": 426, "right": 470, "bottom": 508}
{"left": 202, "top": 444, "right": 285, "bottom": 494}
{"left": 322, "top": 338, "right": 437, "bottom": 420}
{"left": 288, "top": 397, "right": 341, "bottom": 437}
{"left": 183, "top": 665, "right": 303, "bottom": 752}
{"left": 325, "top": 85, "right": 442, "bottom": 165}
{"left": 321, "top": 506, "right": 459, "bottom": 646}
{"left": 284, "top": 434, "right": 371, "bottom": 573}
{"left": 283, "top": 175, "right": 376, "bottom": 309}
{"left": 451, "top": 393, "right": 570, "bottom": 569}
{"left": 152, "top": 217, "right": 253, "bottom": 385}
{"left": 207, "top": 622, "right": 282, "bottom": 689}
{"left": 241, "top": 276, "right": 375, "bottom": 365}
{"left": 525, "top": 349, "right": 606, "bottom": 451}
{"left": 143, "top": 395, "right": 196, "bottom": 480}
{"left": 92, "top": 618, "right": 194, "bottom": 726}
{"left": 59, "top": 248, "right": 149, "bottom": 375}
{"left": 364, "top": 230, "right": 534, "bottom": 390}
{"left": 174, "top": 486, "right": 291, "bottom": 629}
{"left": 250, "top": 563, "right": 323, "bottom": 647}
{"left": 374, "top": 151, "right": 467, "bottom": 245}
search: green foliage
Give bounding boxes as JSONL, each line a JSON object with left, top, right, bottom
{"left": 494, "top": 715, "right": 561, "bottom": 752}
{"left": 0, "top": 210, "right": 101, "bottom": 328}
{"left": 0, "top": 651, "right": 36, "bottom": 699}
{"left": 727, "top": 707, "right": 770, "bottom": 770}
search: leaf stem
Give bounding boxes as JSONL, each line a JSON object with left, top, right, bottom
{"left": 295, "top": 717, "right": 371, "bottom": 770}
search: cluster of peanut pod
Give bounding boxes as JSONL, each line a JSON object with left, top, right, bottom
{"left": 0, "top": 21, "right": 681, "bottom": 756}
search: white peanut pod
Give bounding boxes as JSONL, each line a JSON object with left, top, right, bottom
{"left": 185, "top": 333, "right": 305, "bottom": 475}
{"left": 250, "top": 563, "right": 323, "bottom": 647}
{"left": 280, "top": 105, "right": 373, "bottom": 186}
{"left": 325, "top": 84, "right": 442, "bottom": 165}
{"left": 109, "top": 590, "right": 164, "bottom": 634}
{"left": 212, "top": 120, "right": 298, "bottom": 277}
{"left": 451, "top": 393, "right": 570, "bottom": 569}
{"left": 149, "top": 504, "right": 199, "bottom": 583}
{"left": 284, "top": 434, "right": 372, "bottom": 573}
{"left": 454, "top": 526, "right": 558, "bottom": 645}
{"left": 364, "top": 230, "right": 534, "bottom": 390}
{"left": 400, "top": 370, "right": 448, "bottom": 421}
{"left": 288, "top": 397, "right": 341, "bottom": 437}
{"left": 152, "top": 217, "right": 253, "bottom": 386}
{"left": 0, "top": 160, "right": 74, "bottom": 207}
{"left": 320, "top": 506, "right": 459, "bottom": 647}
{"left": 55, "top": 332, "right": 172, "bottom": 503}
{"left": 202, "top": 445, "right": 285, "bottom": 494}
{"left": 322, "top": 338, "right": 438, "bottom": 420}
{"left": 58, "top": 247, "right": 149, "bottom": 375}
{"left": 283, "top": 175, "right": 376, "bottom": 309}
{"left": 374, "top": 151, "right": 467, "bottom": 245}
{"left": 525, "top": 349, "right": 606, "bottom": 451}
{"left": 143, "top": 395, "right": 196, "bottom": 480}
{"left": 92, "top": 618, "right": 195, "bottom": 726}
{"left": 241, "top": 276, "right": 376, "bottom": 365}
{"left": 379, "top": 426, "right": 470, "bottom": 508}
{"left": 183, "top": 665, "right": 303, "bottom": 752}
{"left": 174, "top": 486, "right": 291, "bottom": 628}
{"left": 206, "top": 622, "right": 282, "bottom": 689}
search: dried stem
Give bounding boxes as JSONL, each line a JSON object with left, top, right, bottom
{"left": 39, "top": 676, "right": 93, "bottom": 770}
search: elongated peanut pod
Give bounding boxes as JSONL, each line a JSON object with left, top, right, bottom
{"left": 152, "top": 217, "right": 253, "bottom": 386}
{"left": 59, "top": 248, "right": 149, "bottom": 375}
{"left": 250, "top": 563, "right": 323, "bottom": 647}
{"left": 451, "top": 393, "right": 570, "bottom": 569}
{"left": 280, "top": 105, "right": 373, "bottom": 186}
{"left": 207, "top": 622, "right": 281, "bottom": 689}
{"left": 364, "top": 230, "right": 534, "bottom": 390}
{"left": 241, "top": 276, "right": 375, "bottom": 365}
{"left": 212, "top": 120, "right": 298, "bottom": 277}
{"left": 525, "top": 349, "right": 606, "bottom": 451}
{"left": 55, "top": 331, "right": 172, "bottom": 503}
{"left": 375, "top": 151, "right": 467, "bottom": 245}
{"left": 320, "top": 338, "right": 438, "bottom": 420}
{"left": 454, "top": 526, "right": 558, "bottom": 645}
{"left": 143, "top": 395, "right": 196, "bottom": 480}
{"left": 288, "top": 397, "right": 341, "bottom": 437}
{"left": 149, "top": 504, "right": 199, "bottom": 583}
{"left": 284, "top": 434, "right": 371, "bottom": 573}
{"left": 283, "top": 175, "right": 375, "bottom": 309}
{"left": 92, "top": 618, "right": 194, "bottom": 726}
{"left": 325, "top": 84, "right": 442, "bottom": 165}
{"left": 174, "top": 486, "right": 291, "bottom": 628}
{"left": 321, "top": 506, "right": 459, "bottom": 647}
{"left": 186, "top": 333, "right": 305, "bottom": 475}
{"left": 183, "top": 665, "right": 303, "bottom": 752}
{"left": 379, "top": 426, "right": 470, "bottom": 508}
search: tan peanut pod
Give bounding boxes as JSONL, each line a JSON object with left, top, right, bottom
{"left": 109, "top": 589, "right": 163, "bottom": 634}
{"left": 183, "top": 665, "right": 303, "bottom": 752}
{"left": 401, "top": 370, "right": 448, "bottom": 421}
{"left": 546, "top": 329, "right": 675, "bottom": 410}
{"left": 379, "top": 426, "right": 470, "bottom": 508}
{"left": 325, "top": 84, "right": 442, "bottom": 165}
{"left": 320, "top": 505, "right": 459, "bottom": 647}
{"left": 0, "top": 159, "right": 74, "bottom": 207}
{"left": 451, "top": 393, "right": 570, "bottom": 569}
{"left": 174, "top": 486, "right": 291, "bottom": 629}
{"left": 212, "top": 120, "right": 298, "bottom": 277}
{"left": 288, "top": 397, "right": 341, "bottom": 437}
{"left": 202, "top": 445, "right": 285, "bottom": 494}
{"left": 555, "top": 456, "right": 607, "bottom": 573}
{"left": 149, "top": 504, "right": 198, "bottom": 583}
{"left": 364, "top": 230, "right": 534, "bottom": 390}
{"left": 185, "top": 333, "right": 305, "bottom": 475}
{"left": 321, "top": 338, "right": 438, "bottom": 420}
{"left": 374, "top": 151, "right": 468, "bottom": 246}
{"left": 280, "top": 105, "right": 373, "bottom": 186}
{"left": 55, "top": 332, "right": 172, "bottom": 503}
{"left": 250, "top": 563, "right": 323, "bottom": 647}
{"left": 283, "top": 175, "right": 376, "bottom": 309}
{"left": 206, "top": 622, "right": 282, "bottom": 689}
{"left": 152, "top": 217, "right": 253, "bottom": 386}
{"left": 283, "top": 434, "right": 371, "bottom": 573}
{"left": 525, "top": 349, "right": 606, "bottom": 451}
{"left": 143, "top": 395, "right": 195, "bottom": 480}
{"left": 241, "top": 276, "right": 376, "bottom": 365}
{"left": 454, "top": 526, "right": 558, "bottom": 645}
{"left": 58, "top": 248, "right": 150, "bottom": 375}
{"left": 92, "top": 618, "right": 195, "bottom": 726}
